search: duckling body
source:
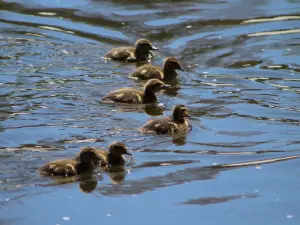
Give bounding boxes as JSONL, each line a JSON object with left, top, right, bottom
{"left": 39, "top": 147, "right": 100, "bottom": 177}
{"left": 105, "top": 39, "right": 158, "bottom": 62}
{"left": 131, "top": 57, "right": 184, "bottom": 81}
{"left": 101, "top": 79, "right": 169, "bottom": 104}
{"left": 96, "top": 142, "right": 131, "bottom": 167}
{"left": 97, "top": 150, "right": 125, "bottom": 167}
{"left": 140, "top": 105, "right": 191, "bottom": 135}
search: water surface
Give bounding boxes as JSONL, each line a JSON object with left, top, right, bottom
{"left": 1, "top": 0, "right": 300, "bottom": 224}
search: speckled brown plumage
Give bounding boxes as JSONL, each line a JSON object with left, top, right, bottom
{"left": 131, "top": 57, "right": 184, "bottom": 80}
{"left": 101, "top": 79, "right": 169, "bottom": 104}
{"left": 105, "top": 39, "right": 158, "bottom": 62}
{"left": 140, "top": 105, "right": 192, "bottom": 135}
{"left": 39, "top": 147, "right": 101, "bottom": 177}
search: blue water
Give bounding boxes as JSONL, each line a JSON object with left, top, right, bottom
{"left": 1, "top": 0, "right": 300, "bottom": 224}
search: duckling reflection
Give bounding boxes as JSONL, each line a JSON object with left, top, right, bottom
{"left": 39, "top": 147, "right": 101, "bottom": 177}
{"left": 144, "top": 104, "right": 165, "bottom": 116}
{"left": 40, "top": 174, "right": 101, "bottom": 193}
{"left": 171, "top": 131, "right": 188, "bottom": 146}
{"left": 79, "top": 176, "right": 98, "bottom": 193}
{"left": 105, "top": 39, "right": 158, "bottom": 62}
{"left": 162, "top": 84, "right": 180, "bottom": 97}
{"left": 106, "top": 170, "right": 127, "bottom": 184}
{"left": 108, "top": 103, "right": 164, "bottom": 116}
{"left": 101, "top": 79, "right": 169, "bottom": 104}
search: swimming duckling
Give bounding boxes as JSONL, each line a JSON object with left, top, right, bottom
{"left": 39, "top": 147, "right": 101, "bottom": 177}
{"left": 101, "top": 79, "right": 169, "bottom": 104}
{"left": 105, "top": 39, "right": 158, "bottom": 62}
{"left": 131, "top": 57, "right": 184, "bottom": 80}
{"left": 96, "top": 141, "right": 132, "bottom": 167}
{"left": 140, "top": 105, "right": 191, "bottom": 135}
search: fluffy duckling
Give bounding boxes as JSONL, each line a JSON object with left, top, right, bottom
{"left": 101, "top": 79, "right": 169, "bottom": 104}
{"left": 140, "top": 105, "right": 191, "bottom": 135}
{"left": 96, "top": 142, "right": 131, "bottom": 167}
{"left": 131, "top": 57, "right": 184, "bottom": 80}
{"left": 39, "top": 147, "right": 101, "bottom": 177}
{"left": 105, "top": 39, "right": 158, "bottom": 62}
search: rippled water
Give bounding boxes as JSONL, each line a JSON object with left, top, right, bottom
{"left": 1, "top": 0, "right": 300, "bottom": 224}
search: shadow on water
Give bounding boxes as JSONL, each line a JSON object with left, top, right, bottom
{"left": 97, "top": 154, "right": 300, "bottom": 196}
{"left": 182, "top": 193, "right": 258, "bottom": 205}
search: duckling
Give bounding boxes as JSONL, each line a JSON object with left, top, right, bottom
{"left": 96, "top": 142, "right": 132, "bottom": 167}
{"left": 39, "top": 147, "right": 101, "bottom": 177}
{"left": 140, "top": 105, "right": 191, "bottom": 135}
{"left": 101, "top": 79, "right": 169, "bottom": 104}
{"left": 131, "top": 57, "right": 184, "bottom": 80}
{"left": 105, "top": 39, "right": 158, "bottom": 62}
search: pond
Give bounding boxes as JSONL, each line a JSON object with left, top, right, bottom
{"left": 0, "top": 0, "right": 300, "bottom": 224}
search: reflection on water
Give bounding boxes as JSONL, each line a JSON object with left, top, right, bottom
{"left": 1, "top": 0, "right": 300, "bottom": 224}
{"left": 182, "top": 193, "right": 258, "bottom": 205}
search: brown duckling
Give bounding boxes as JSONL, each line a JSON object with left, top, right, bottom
{"left": 39, "top": 147, "right": 101, "bottom": 177}
{"left": 104, "top": 39, "right": 158, "bottom": 62}
{"left": 96, "top": 141, "right": 132, "bottom": 167}
{"left": 131, "top": 57, "right": 184, "bottom": 80}
{"left": 140, "top": 104, "right": 191, "bottom": 135}
{"left": 101, "top": 79, "right": 169, "bottom": 104}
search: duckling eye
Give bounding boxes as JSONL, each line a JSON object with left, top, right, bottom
{"left": 144, "top": 43, "right": 152, "bottom": 48}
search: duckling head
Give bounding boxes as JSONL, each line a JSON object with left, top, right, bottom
{"left": 172, "top": 105, "right": 190, "bottom": 122}
{"left": 163, "top": 57, "right": 185, "bottom": 71}
{"left": 135, "top": 39, "right": 158, "bottom": 52}
{"left": 79, "top": 147, "right": 101, "bottom": 166}
{"left": 109, "top": 141, "right": 132, "bottom": 156}
{"left": 144, "top": 79, "right": 170, "bottom": 93}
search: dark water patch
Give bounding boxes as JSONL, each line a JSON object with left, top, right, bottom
{"left": 182, "top": 193, "right": 257, "bottom": 205}
{"left": 137, "top": 148, "right": 290, "bottom": 155}
{"left": 211, "top": 154, "right": 300, "bottom": 169}
{"left": 97, "top": 153, "right": 300, "bottom": 197}
{"left": 135, "top": 159, "right": 200, "bottom": 168}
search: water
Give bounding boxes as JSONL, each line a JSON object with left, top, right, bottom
{"left": 1, "top": 0, "right": 300, "bottom": 224}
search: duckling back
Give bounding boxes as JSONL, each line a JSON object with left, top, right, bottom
{"left": 131, "top": 64, "right": 164, "bottom": 80}
{"left": 140, "top": 118, "right": 172, "bottom": 134}
{"left": 39, "top": 159, "right": 78, "bottom": 177}
{"left": 101, "top": 88, "right": 144, "bottom": 104}
{"left": 105, "top": 47, "right": 136, "bottom": 61}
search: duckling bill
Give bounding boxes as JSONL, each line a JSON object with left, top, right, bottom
{"left": 39, "top": 147, "right": 101, "bottom": 177}
{"left": 105, "top": 39, "right": 158, "bottom": 62}
{"left": 140, "top": 105, "right": 192, "bottom": 135}
{"left": 131, "top": 57, "right": 184, "bottom": 81}
{"left": 101, "top": 79, "right": 169, "bottom": 104}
